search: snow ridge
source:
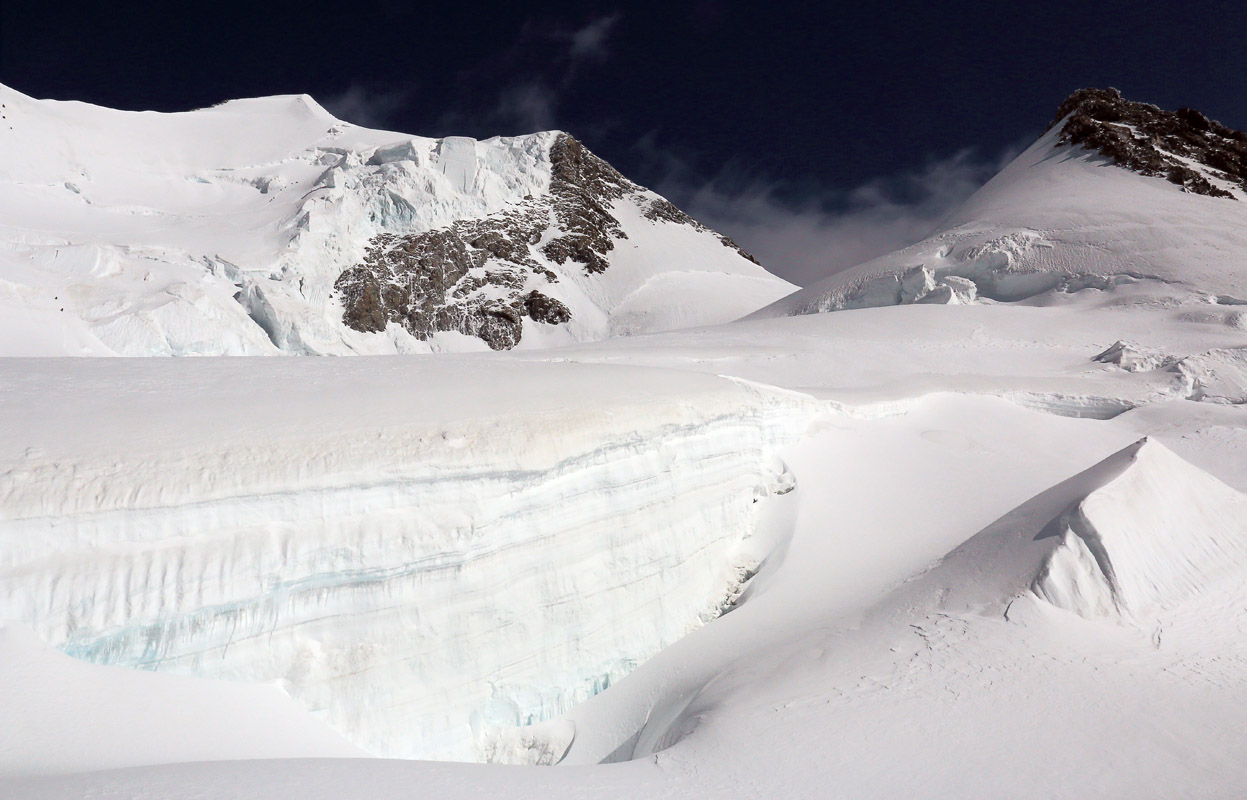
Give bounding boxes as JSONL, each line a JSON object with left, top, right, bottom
{"left": 883, "top": 437, "right": 1247, "bottom": 623}
{"left": 1032, "top": 438, "right": 1247, "bottom": 618}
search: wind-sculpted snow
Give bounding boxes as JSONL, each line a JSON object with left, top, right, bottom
{"left": 1032, "top": 439, "right": 1247, "bottom": 618}
{"left": 1095, "top": 340, "right": 1247, "bottom": 404}
{"left": 873, "top": 437, "right": 1247, "bottom": 622}
{"left": 0, "top": 84, "right": 792, "bottom": 356}
{"left": 0, "top": 358, "right": 816, "bottom": 761}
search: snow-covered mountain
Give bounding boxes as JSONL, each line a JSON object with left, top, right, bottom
{"left": 0, "top": 84, "right": 792, "bottom": 356}
{"left": 9, "top": 87, "right": 1247, "bottom": 799}
{"left": 760, "top": 88, "right": 1247, "bottom": 315}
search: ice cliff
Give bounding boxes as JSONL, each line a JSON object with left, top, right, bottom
{"left": 0, "top": 358, "right": 816, "bottom": 760}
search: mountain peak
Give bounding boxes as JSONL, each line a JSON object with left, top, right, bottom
{"left": 334, "top": 131, "right": 768, "bottom": 350}
{"left": 1050, "top": 87, "right": 1247, "bottom": 199}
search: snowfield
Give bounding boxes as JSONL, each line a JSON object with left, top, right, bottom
{"left": 5, "top": 86, "right": 1247, "bottom": 798}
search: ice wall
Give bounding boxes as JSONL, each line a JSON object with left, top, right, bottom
{"left": 436, "top": 136, "right": 478, "bottom": 192}
{"left": 0, "top": 359, "right": 815, "bottom": 761}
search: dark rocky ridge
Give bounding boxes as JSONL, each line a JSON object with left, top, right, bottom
{"left": 335, "top": 133, "right": 759, "bottom": 349}
{"left": 1051, "top": 88, "right": 1247, "bottom": 200}
{"left": 540, "top": 134, "right": 632, "bottom": 274}
{"left": 642, "top": 197, "right": 760, "bottom": 265}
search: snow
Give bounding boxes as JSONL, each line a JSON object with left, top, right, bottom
{"left": 7, "top": 85, "right": 1247, "bottom": 799}
{"left": 0, "top": 623, "right": 363, "bottom": 777}
{"left": 0, "top": 83, "right": 791, "bottom": 356}
{"left": 0, "top": 358, "right": 816, "bottom": 762}
{"left": 436, "top": 136, "right": 478, "bottom": 192}
{"left": 760, "top": 123, "right": 1247, "bottom": 317}
{"left": 9, "top": 286, "right": 1247, "bottom": 795}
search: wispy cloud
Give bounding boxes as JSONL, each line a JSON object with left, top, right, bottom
{"left": 482, "top": 12, "right": 624, "bottom": 132}
{"left": 322, "top": 85, "right": 414, "bottom": 129}
{"left": 494, "top": 83, "right": 558, "bottom": 132}
{"left": 644, "top": 140, "right": 1027, "bottom": 286}
{"left": 568, "top": 13, "right": 622, "bottom": 59}
{"left": 339, "top": 11, "right": 624, "bottom": 137}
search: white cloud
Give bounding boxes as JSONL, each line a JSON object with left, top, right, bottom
{"left": 568, "top": 13, "right": 622, "bottom": 59}
{"left": 652, "top": 143, "right": 1026, "bottom": 286}
{"left": 322, "top": 85, "right": 412, "bottom": 129}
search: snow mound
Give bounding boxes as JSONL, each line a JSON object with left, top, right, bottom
{"left": 759, "top": 90, "right": 1247, "bottom": 318}
{"left": 889, "top": 438, "right": 1247, "bottom": 622}
{"left": 1031, "top": 438, "right": 1247, "bottom": 616}
{"left": 1093, "top": 340, "right": 1179, "bottom": 372}
{"left": 1094, "top": 341, "right": 1247, "bottom": 403}
{"left": 1173, "top": 348, "right": 1247, "bottom": 403}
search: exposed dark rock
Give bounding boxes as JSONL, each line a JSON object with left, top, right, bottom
{"left": 334, "top": 222, "right": 543, "bottom": 350}
{"left": 524, "top": 290, "right": 572, "bottom": 324}
{"left": 340, "top": 272, "right": 388, "bottom": 333}
{"left": 335, "top": 132, "right": 763, "bottom": 349}
{"left": 716, "top": 234, "right": 761, "bottom": 265}
{"left": 474, "top": 302, "right": 525, "bottom": 350}
{"left": 1051, "top": 88, "right": 1246, "bottom": 199}
{"left": 541, "top": 134, "right": 632, "bottom": 274}
{"left": 643, "top": 197, "right": 695, "bottom": 225}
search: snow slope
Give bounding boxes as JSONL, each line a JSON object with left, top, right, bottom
{"left": 13, "top": 386, "right": 1247, "bottom": 798}
{"left": 0, "top": 624, "right": 362, "bottom": 777}
{"left": 0, "top": 83, "right": 792, "bottom": 356}
{"left": 760, "top": 104, "right": 1247, "bottom": 317}
{"left": 7, "top": 88, "right": 1247, "bottom": 799}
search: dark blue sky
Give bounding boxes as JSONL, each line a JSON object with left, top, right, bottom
{"left": 4, "top": 0, "right": 1244, "bottom": 283}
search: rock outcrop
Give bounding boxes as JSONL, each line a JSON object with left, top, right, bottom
{"left": 335, "top": 133, "right": 757, "bottom": 349}
{"left": 1052, "top": 87, "right": 1247, "bottom": 199}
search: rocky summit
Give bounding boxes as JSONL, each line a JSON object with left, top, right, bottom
{"left": 1051, "top": 87, "right": 1247, "bottom": 199}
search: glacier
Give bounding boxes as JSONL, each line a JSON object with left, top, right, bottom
{"left": 0, "top": 357, "right": 816, "bottom": 760}
{"left": 11, "top": 84, "right": 1247, "bottom": 800}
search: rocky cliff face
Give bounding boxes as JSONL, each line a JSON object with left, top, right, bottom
{"left": 1052, "top": 87, "right": 1247, "bottom": 199}
{"left": 334, "top": 134, "right": 758, "bottom": 350}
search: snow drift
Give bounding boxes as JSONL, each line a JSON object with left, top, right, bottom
{"left": 1094, "top": 340, "right": 1247, "bottom": 404}
{"left": 1030, "top": 437, "right": 1247, "bottom": 618}
{"left": 0, "top": 624, "right": 362, "bottom": 777}
{"left": 884, "top": 437, "right": 1247, "bottom": 622}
